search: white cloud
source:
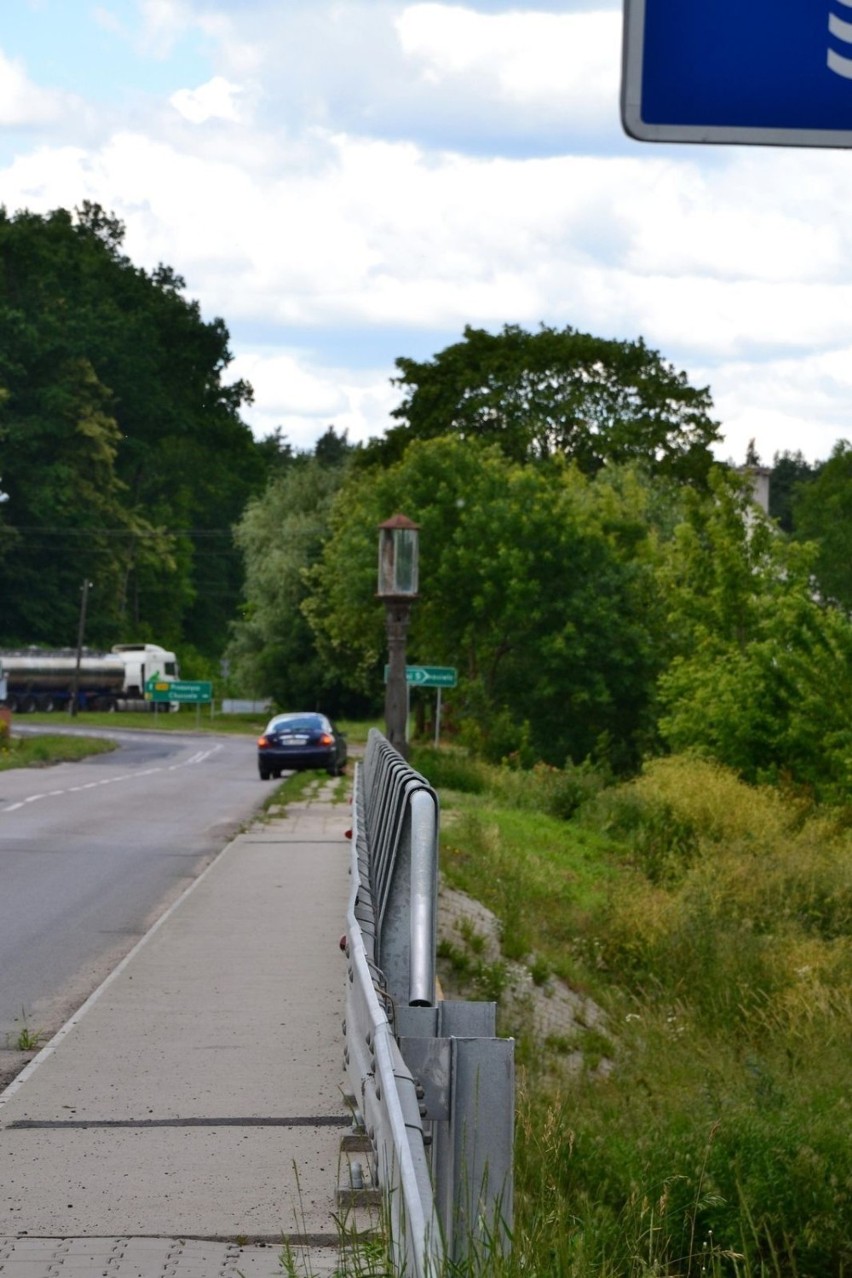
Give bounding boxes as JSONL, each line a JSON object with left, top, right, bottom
{"left": 704, "top": 347, "right": 852, "bottom": 465}
{"left": 138, "top": 0, "right": 193, "bottom": 58}
{"left": 623, "top": 152, "right": 852, "bottom": 286}
{"left": 395, "top": 3, "right": 621, "bottom": 121}
{"left": 229, "top": 350, "right": 399, "bottom": 449}
{"left": 0, "top": 48, "right": 78, "bottom": 126}
{"left": 170, "top": 76, "right": 245, "bottom": 124}
{"left": 2, "top": 144, "right": 93, "bottom": 208}
{"left": 194, "top": 11, "right": 262, "bottom": 76}
{"left": 233, "top": 351, "right": 347, "bottom": 416}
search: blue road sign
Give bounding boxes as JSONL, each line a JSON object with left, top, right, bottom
{"left": 622, "top": 0, "right": 852, "bottom": 146}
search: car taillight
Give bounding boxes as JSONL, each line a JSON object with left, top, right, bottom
{"left": 257, "top": 735, "right": 269, "bottom": 747}
{"left": 319, "top": 733, "right": 333, "bottom": 746}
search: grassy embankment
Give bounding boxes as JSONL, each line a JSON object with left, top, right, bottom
{"left": 0, "top": 729, "right": 116, "bottom": 770}
{"left": 409, "top": 746, "right": 851, "bottom": 1278}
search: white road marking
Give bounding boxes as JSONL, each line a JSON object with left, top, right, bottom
{"left": 0, "top": 743, "right": 226, "bottom": 816}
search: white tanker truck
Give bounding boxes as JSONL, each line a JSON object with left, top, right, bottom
{"left": 0, "top": 643, "right": 179, "bottom": 713}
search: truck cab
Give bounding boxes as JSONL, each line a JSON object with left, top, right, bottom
{"left": 111, "top": 644, "right": 180, "bottom": 698}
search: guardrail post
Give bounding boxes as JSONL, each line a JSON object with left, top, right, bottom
{"left": 441, "top": 1035, "right": 514, "bottom": 1263}
{"left": 344, "top": 733, "right": 514, "bottom": 1274}
{"left": 401, "top": 1001, "right": 514, "bottom": 1264}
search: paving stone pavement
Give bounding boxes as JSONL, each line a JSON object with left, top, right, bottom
{"left": 0, "top": 780, "right": 375, "bottom": 1277}
{"left": 0, "top": 1236, "right": 344, "bottom": 1276}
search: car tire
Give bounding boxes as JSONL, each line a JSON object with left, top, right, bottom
{"left": 259, "top": 766, "right": 271, "bottom": 781}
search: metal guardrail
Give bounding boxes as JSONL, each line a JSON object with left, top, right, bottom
{"left": 343, "top": 730, "right": 514, "bottom": 1276}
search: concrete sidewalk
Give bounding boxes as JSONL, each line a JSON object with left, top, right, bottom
{"left": 0, "top": 780, "right": 373, "bottom": 1277}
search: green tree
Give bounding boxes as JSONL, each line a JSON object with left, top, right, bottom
{"left": 313, "top": 425, "right": 356, "bottom": 467}
{"left": 226, "top": 448, "right": 364, "bottom": 714}
{"left": 305, "top": 437, "right": 665, "bottom": 769}
{"left": 657, "top": 469, "right": 852, "bottom": 799}
{"left": 0, "top": 384, "right": 17, "bottom": 569}
{"left": 0, "top": 353, "right": 162, "bottom": 643}
{"left": 770, "top": 448, "right": 820, "bottom": 533}
{"left": 367, "top": 324, "right": 720, "bottom": 484}
{"left": 0, "top": 203, "right": 266, "bottom": 652}
{"left": 791, "top": 439, "right": 852, "bottom": 612}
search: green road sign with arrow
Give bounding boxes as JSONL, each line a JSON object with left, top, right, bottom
{"left": 384, "top": 665, "right": 457, "bottom": 688}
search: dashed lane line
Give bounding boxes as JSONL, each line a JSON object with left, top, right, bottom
{"left": 0, "top": 745, "right": 223, "bottom": 815}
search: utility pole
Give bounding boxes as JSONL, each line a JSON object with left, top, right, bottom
{"left": 70, "top": 579, "right": 92, "bottom": 718}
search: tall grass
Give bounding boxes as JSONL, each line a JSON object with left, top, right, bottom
{"left": 412, "top": 746, "right": 607, "bottom": 818}
{"left": 0, "top": 732, "right": 116, "bottom": 769}
{"left": 426, "top": 750, "right": 852, "bottom": 1276}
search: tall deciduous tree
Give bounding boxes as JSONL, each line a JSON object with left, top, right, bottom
{"left": 226, "top": 448, "right": 359, "bottom": 713}
{"left": 304, "top": 437, "right": 665, "bottom": 770}
{"left": 0, "top": 203, "right": 265, "bottom": 652}
{"left": 367, "top": 324, "right": 720, "bottom": 485}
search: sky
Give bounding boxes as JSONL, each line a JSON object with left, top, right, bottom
{"left": 2, "top": 0, "right": 852, "bottom": 467}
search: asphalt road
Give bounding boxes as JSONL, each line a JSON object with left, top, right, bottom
{"left": 0, "top": 728, "right": 269, "bottom": 1061}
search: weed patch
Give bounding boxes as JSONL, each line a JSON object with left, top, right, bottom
{"left": 8, "top": 1007, "right": 45, "bottom": 1053}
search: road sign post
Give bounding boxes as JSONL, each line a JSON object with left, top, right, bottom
{"left": 623, "top": 0, "right": 852, "bottom": 146}
{"left": 383, "top": 666, "right": 458, "bottom": 746}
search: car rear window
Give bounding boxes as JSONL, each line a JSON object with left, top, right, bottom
{"left": 269, "top": 715, "right": 325, "bottom": 733}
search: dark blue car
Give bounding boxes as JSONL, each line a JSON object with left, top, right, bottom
{"left": 257, "top": 711, "right": 347, "bottom": 780}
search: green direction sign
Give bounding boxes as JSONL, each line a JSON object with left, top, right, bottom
{"left": 146, "top": 679, "right": 213, "bottom": 703}
{"left": 384, "top": 665, "right": 458, "bottom": 689}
